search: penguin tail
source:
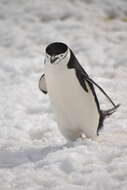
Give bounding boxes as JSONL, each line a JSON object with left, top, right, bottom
{"left": 97, "top": 104, "right": 120, "bottom": 134}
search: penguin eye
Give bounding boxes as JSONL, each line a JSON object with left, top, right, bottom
{"left": 60, "top": 54, "right": 64, "bottom": 57}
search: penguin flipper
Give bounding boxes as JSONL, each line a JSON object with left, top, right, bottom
{"left": 84, "top": 76, "right": 120, "bottom": 133}
{"left": 39, "top": 74, "right": 48, "bottom": 94}
{"left": 98, "top": 104, "right": 120, "bottom": 133}
{"left": 73, "top": 61, "right": 120, "bottom": 132}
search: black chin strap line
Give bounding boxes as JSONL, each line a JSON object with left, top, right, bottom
{"left": 85, "top": 76, "right": 120, "bottom": 109}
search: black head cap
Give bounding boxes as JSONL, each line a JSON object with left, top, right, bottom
{"left": 46, "top": 42, "right": 68, "bottom": 56}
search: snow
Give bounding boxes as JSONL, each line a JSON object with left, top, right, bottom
{"left": 0, "top": 0, "right": 127, "bottom": 189}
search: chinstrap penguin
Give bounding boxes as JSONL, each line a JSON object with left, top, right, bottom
{"left": 39, "top": 42, "right": 119, "bottom": 141}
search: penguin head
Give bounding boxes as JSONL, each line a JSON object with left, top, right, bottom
{"left": 45, "top": 42, "right": 71, "bottom": 65}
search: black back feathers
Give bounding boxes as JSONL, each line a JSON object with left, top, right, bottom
{"left": 67, "top": 49, "right": 120, "bottom": 133}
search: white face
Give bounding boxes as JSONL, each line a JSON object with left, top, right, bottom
{"left": 45, "top": 48, "right": 71, "bottom": 66}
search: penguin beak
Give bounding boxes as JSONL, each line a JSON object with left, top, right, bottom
{"left": 50, "top": 56, "right": 58, "bottom": 64}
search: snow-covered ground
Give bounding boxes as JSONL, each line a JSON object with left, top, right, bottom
{"left": 0, "top": 0, "right": 127, "bottom": 189}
